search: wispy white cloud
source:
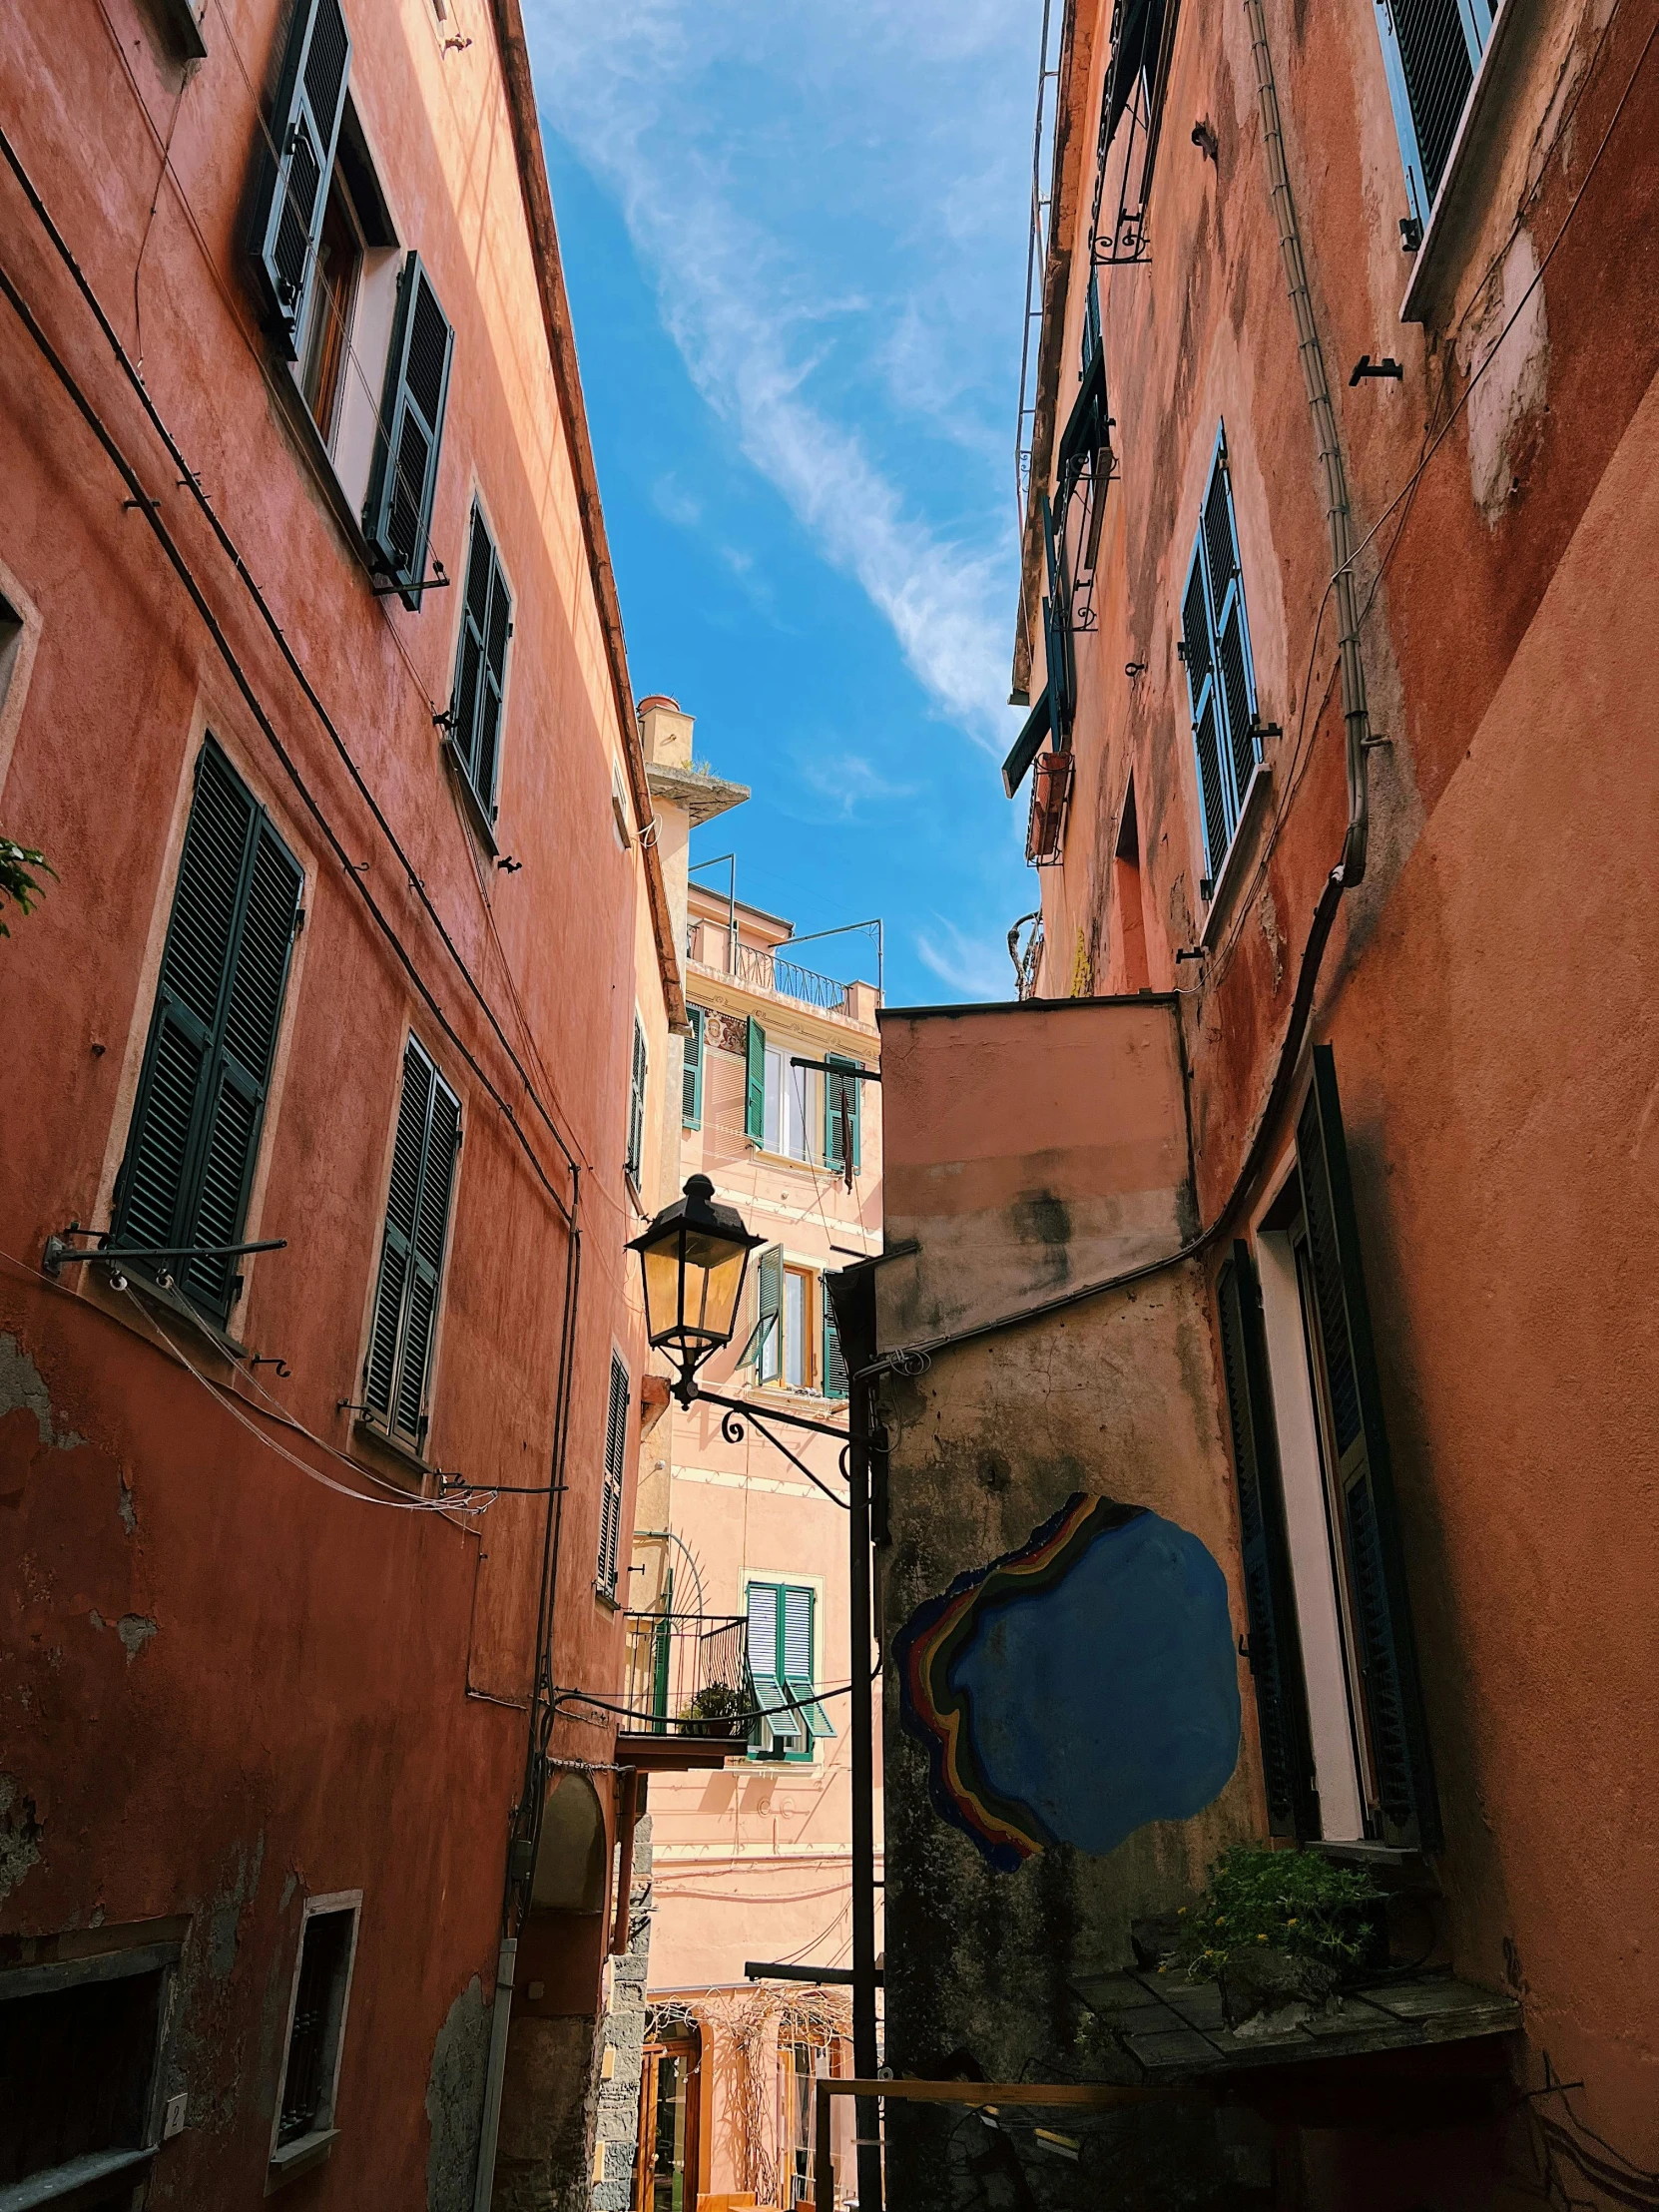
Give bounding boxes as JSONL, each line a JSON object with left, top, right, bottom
{"left": 525, "top": 0, "right": 1030, "bottom": 753}
{"left": 914, "top": 916, "right": 1014, "bottom": 1000}
{"left": 790, "top": 751, "right": 922, "bottom": 824}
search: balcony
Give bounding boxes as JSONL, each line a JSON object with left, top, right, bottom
{"left": 614, "top": 1611, "right": 751, "bottom": 1771}
{"left": 686, "top": 924, "right": 879, "bottom": 1025}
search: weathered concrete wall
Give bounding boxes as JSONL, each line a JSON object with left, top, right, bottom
{"left": 590, "top": 1813, "right": 652, "bottom": 2212}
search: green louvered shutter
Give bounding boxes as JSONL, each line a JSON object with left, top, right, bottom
{"left": 250, "top": 0, "right": 351, "bottom": 360}
{"left": 825, "top": 1056, "right": 861, "bottom": 1174}
{"left": 115, "top": 742, "right": 302, "bottom": 1321}
{"left": 626, "top": 1018, "right": 647, "bottom": 1182}
{"left": 756, "top": 1246, "right": 783, "bottom": 1382}
{"left": 682, "top": 1007, "right": 704, "bottom": 1129}
{"left": 745, "top": 1016, "right": 766, "bottom": 1144}
{"left": 746, "top": 1580, "right": 779, "bottom": 1754}
{"left": 1296, "top": 1046, "right": 1441, "bottom": 1852}
{"left": 449, "top": 503, "right": 511, "bottom": 818}
{"left": 1217, "top": 1243, "right": 1319, "bottom": 1840}
{"left": 364, "top": 254, "right": 453, "bottom": 606}
{"left": 823, "top": 1293, "right": 848, "bottom": 1400}
{"left": 596, "top": 1353, "right": 629, "bottom": 1599}
{"left": 363, "top": 1036, "right": 460, "bottom": 1450}
{"left": 782, "top": 1585, "right": 832, "bottom": 1749}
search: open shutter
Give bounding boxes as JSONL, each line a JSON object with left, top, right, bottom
{"left": 597, "top": 1354, "right": 629, "bottom": 1598}
{"left": 1204, "top": 455, "right": 1259, "bottom": 808}
{"left": 364, "top": 254, "right": 453, "bottom": 606}
{"left": 782, "top": 1586, "right": 833, "bottom": 1744}
{"left": 745, "top": 1017, "right": 766, "bottom": 1145}
{"left": 1296, "top": 1046, "right": 1441, "bottom": 1851}
{"left": 250, "top": 0, "right": 351, "bottom": 359}
{"left": 115, "top": 743, "right": 300, "bottom": 1321}
{"left": 626, "top": 1018, "right": 647, "bottom": 1181}
{"left": 756, "top": 1246, "right": 783, "bottom": 1382}
{"left": 1217, "top": 1244, "right": 1319, "bottom": 1840}
{"left": 1373, "top": 0, "right": 1492, "bottom": 232}
{"left": 363, "top": 1037, "right": 459, "bottom": 1450}
{"left": 823, "top": 1295, "right": 848, "bottom": 1400}
{"left": 682, "top": 1008, "right": 704, "bottom": 1129}
{"left": 826, "top": 1057, "right": 861, "bottom": 1174}
{"left": 747, "top": 1580, "right": 779, "bottom": 1754}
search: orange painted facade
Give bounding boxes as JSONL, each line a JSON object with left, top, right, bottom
{"left": 0, "top": 4, "right": 682, "bottom": 2206}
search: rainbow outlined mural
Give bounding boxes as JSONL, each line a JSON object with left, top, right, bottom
{"left": 894, "top": 1493, "right": 1241, "bottom": 1872}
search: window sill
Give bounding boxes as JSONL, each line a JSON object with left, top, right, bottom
{"left": 267, "top": 2130, "right": 339, "bottom": 2193}
{"left": 350, "top": 1414, "right": 430, "bottom": 1490}
{"left": 1398, "top": 0, "right": 1523, "bottom": 325}
{"left": 1199, "top": 761, "right": 1272, "bottom": 949}
{"left": 0, "top": 2148, "right": 155, "bottom": 2212}
{"left": 441, "top": 737, "right": 500, "bottom": 858}
{"left": 594, "top": 1585, "right": 622, "bottom": 1613}
{"left": 269, "top": 356, "right": 382, "bottom": 588}
{"left": 118, "top": 1270, "right": 250, "bottom": 1367}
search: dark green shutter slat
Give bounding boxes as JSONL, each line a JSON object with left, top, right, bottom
{"left": 597, "top": 1354, "right": 629, "bottom": 1597}
{"left": 825, "top": 1057, "right": 861, "bottom": 1173}
{"left": 1000, "top": 682, "right": 1053, "bottom": 798}
{"left": 364, "top": 254, "right": 454, "bottom": 605}
{"left": 116, "top": 745, "right": 299, "bottom": 1321}
{"left": 627, "top": 1018, "right": 647, "bottom": 1180}
{"left": 1217, "top": 1245, "right": 1319, "bottom": 1840}
{"left": 449, "top": 504, "right": 510, "bottom": 814}
{"left": 745, "top": 1017, "right": 766, "bottom": 1144}
{"left": 757, "top": 1246, "right": 782, "bottom": 1378}
{"left": 682, "top": 1008, "right": 704, "bottom": 1129}
{"left": 477, "top": 561, "right": 511, "bottom": 813}
{"left": 395, "top": 1065, "right": 458, "bottom": 1441}
{"left": 1297, "top": 1046, "right": 1441, "bottom": 1851}
{"left": 365, "top": 1040, "right": 432, "bottom": 1426}
{"left": 251, "top": 0, "right": 351, "bottom": 360}
{"left": 365, "top": 1038, "right": 458, "bottom": 1449}
{"left": 823, "top": 1297, "right": 848, "bottom": 1400}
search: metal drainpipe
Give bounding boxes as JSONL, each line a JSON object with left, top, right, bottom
{"left": 1244, "top": 0, "right": 1373, "bottom": 883}
{"left": 472, "top": 1935, "right": 518, "bottom": 2212}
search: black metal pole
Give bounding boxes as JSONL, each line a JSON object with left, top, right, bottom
{"left": 848, "top": 1373, "right": 882, "bottom": 2211}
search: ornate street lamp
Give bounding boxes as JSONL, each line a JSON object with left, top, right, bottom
{"left": 627, "top": 1175, "right": 764, "bottom": 1404}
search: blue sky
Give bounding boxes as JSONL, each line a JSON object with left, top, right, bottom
{"left": 524, "top": 0, "right": 1039, "bottom": 1005}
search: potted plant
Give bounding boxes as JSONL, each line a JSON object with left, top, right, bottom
{"left": 680, "top": 1681, "right": 747, "bottom": 1740}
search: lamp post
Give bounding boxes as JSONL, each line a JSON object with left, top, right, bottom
{"left": 628, "top": 1176, "right": 885, "bottom": 2211}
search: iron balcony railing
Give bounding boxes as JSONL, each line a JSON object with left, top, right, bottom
{"left": 620, "top": 1612, "right": 751, "bottom": 1743}
{"left": 730, "top": 940, "right": 860, "bottom": 1014}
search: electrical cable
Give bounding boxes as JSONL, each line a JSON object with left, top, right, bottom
{"left": 0, "top": 120, "right": 588, "bottom": 1199}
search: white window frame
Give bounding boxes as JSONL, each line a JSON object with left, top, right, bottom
{"left": 269, "top": 1890, "right": 363, "bottom": 2176}
{"left": 762, "top": 1045, "right": 813, "bottom": 1163}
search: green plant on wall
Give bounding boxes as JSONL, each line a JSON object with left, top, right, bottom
{"left": 0, "top": 836, "right": 53, "bottom": 936}
{"left": 1164, "top": 1846, "right": 1384, "bottom": 1983}
{"left": 680, "top": 1681, "right": 747, "bottom": 1738}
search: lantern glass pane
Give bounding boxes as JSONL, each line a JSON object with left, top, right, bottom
{"left": 683, "top": 1230, "right": 751, "bottom": 1344}
{"left": 641, "top": 1237, "right": 687, "bottom": 1346}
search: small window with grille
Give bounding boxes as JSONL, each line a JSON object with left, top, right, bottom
{"left": 272, "top": 1895, "right": 360, "bottom": 2174}
{"left": 1179, "top": 425, "right": 1262, "bottom": 898}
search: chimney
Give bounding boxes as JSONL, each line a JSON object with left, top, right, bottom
{"left": 638, "top": 695, "right": 694, "bottom": 770}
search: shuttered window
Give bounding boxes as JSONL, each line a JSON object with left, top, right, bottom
{"left": 596, "top": 1353, "right": 630, "bottom": 1600}
{"left": 362, "top": 1036, "right": 460, "bottom": 1452}
{"left": 364, "top": 254, "right": 454, "bottom": 607}
{"left": 1374, "top": 0, "right": 1495, "bottom": 235}
{"left": 626, "top": 1017, "right": 647, "bottom": 1183}
{"left": 823, "top": 1295, "right": 848, "bottom": 1401}
{"left": 825, "top": 1057, "right": 861, "bottom": 1175}
{"left": 1180, "top": 426, "right": 1261, "bottom": 890}
{"left": 755, "top": 1245, "right": 783, "bottom": 1383}
{"left": 114, "top": 741, "right": 303, "bottom": 1322}
{"left": 1216, "top": 1243, "right": 1319, "bottom": 1840}
{"left": 447, "top": 503, "right": 512, "bottom": 823}
{"left": 746, "top": 1581, "right": 833, "bottom": 1760}
{"left": 745, "top": 1016, "right": 766, "bottom": 1145}
{"left": 1295, "top": 1046, "right": 1440, "bottom": 1851}
{"left": 250, "top": 0, "right": 352, "bottom": 361}
{"left": 682, "top": 1007, "right": 704, "bottom": 1129}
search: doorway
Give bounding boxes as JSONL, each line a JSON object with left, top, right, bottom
{"left": 636, "top": 2027, "right": 701, "bottom": 2212}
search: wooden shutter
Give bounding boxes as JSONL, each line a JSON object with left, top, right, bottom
{"left": 1216, "top": 1243, "right": 1319, "bottom": 1840}
{"left": 115, "top": 742, "right": 302, "bottom": 1321}
{"left": 1296, "top": 1046, "right": 1441, "bottom": 1851}
{"left": 745, "top": 1017, "right": 766, "bottom": 1145}
{"left": 364, "top": 254, "right": 453, "bottom": 605}
{"left": 1373, "top": 0, "right": 1492, "bottom": 230}
{"left": 1183, "top": 433, "right": 1259, "bottom": 880}
{"left": 363, "top": 1036, "right": 460, "bottom": 1450}
{"left": 782, "top": 1586, "right": 832, "bottom": 1745}
{"left": 626, "top": 1018, "right": 647, "bottom": 1181}
{"left": 757, "top": 1246, "right": 783, "bottom": 1382}
{"left": 823, "top": 1294, "right": 848, "bottom": 1400}
{"left": 449, "top": 503, "right": 511, "bottom": 817}
{"left": 597, "top": 1353, "right": 629, "bottom": 1599}
{"left": 825, "top": 1057, "right": 861, "bottom": 1173}
{"left": 746, "top": 1579, "right": 779, "bottom": 1754}
{"left": 250, "top": 0, "right": 351, "bottom": 359}
{"left": 682, "top": 1008, "right": 704, "bottom": 1129}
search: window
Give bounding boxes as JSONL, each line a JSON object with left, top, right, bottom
{"left": 763, "top": 1045, "right": 811, "bottom": 1162}
{"left": 746, "top": 1581, "right": 834, "bottom": 1760}
{"left": 682, "top": 1006, "right": 704, "bottom": 1129}
{"left": 825, "top": 1057, "right": 861, "bottom": 1175}
{"left": 783, "top": 1267, "right": 809, "bottom": 1388}
{"left": 273, "top": 1897, "right": 360, "bottom": 2171}
{"left": 1180, "top": 426, "right": 1261, "bottom": 894}
{"left": 250, "top": 0, "right": 352, "bottom": 364}
{"left": 296, "top": 161, "right": 362, "bottom": 447}
{"left": 0, "top": 1942, "right": 177, "bottom": 2201}
{"left": 754, "top": 1245, "right": 783, "bottom": 1382}
{"left": 114, "top": 741, "right": 303, "bottom": 1322}
{"left": 626, "top": 1017, "right": 648, "bottom": 1185}
{"left": 597, "top": 1353, "right": 630, "bottom": 1602}
{"left": 447, "top": 503, "right": 512, "bottom": 826}
{"left": 1375, "top": 0, "right": 1497, "bottom": 241}
{"left": 361, "top": 1037, "right": 460, "bottom": 1453}
{"left": 1111, "top": 779, "right": 1151, "bottom": 992}
{"left": 1215, "top": 1047, "right": 1440, "bottom": 1852}
{"left": 752, "top": 1250, "right": 820, "bottom": 1390}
